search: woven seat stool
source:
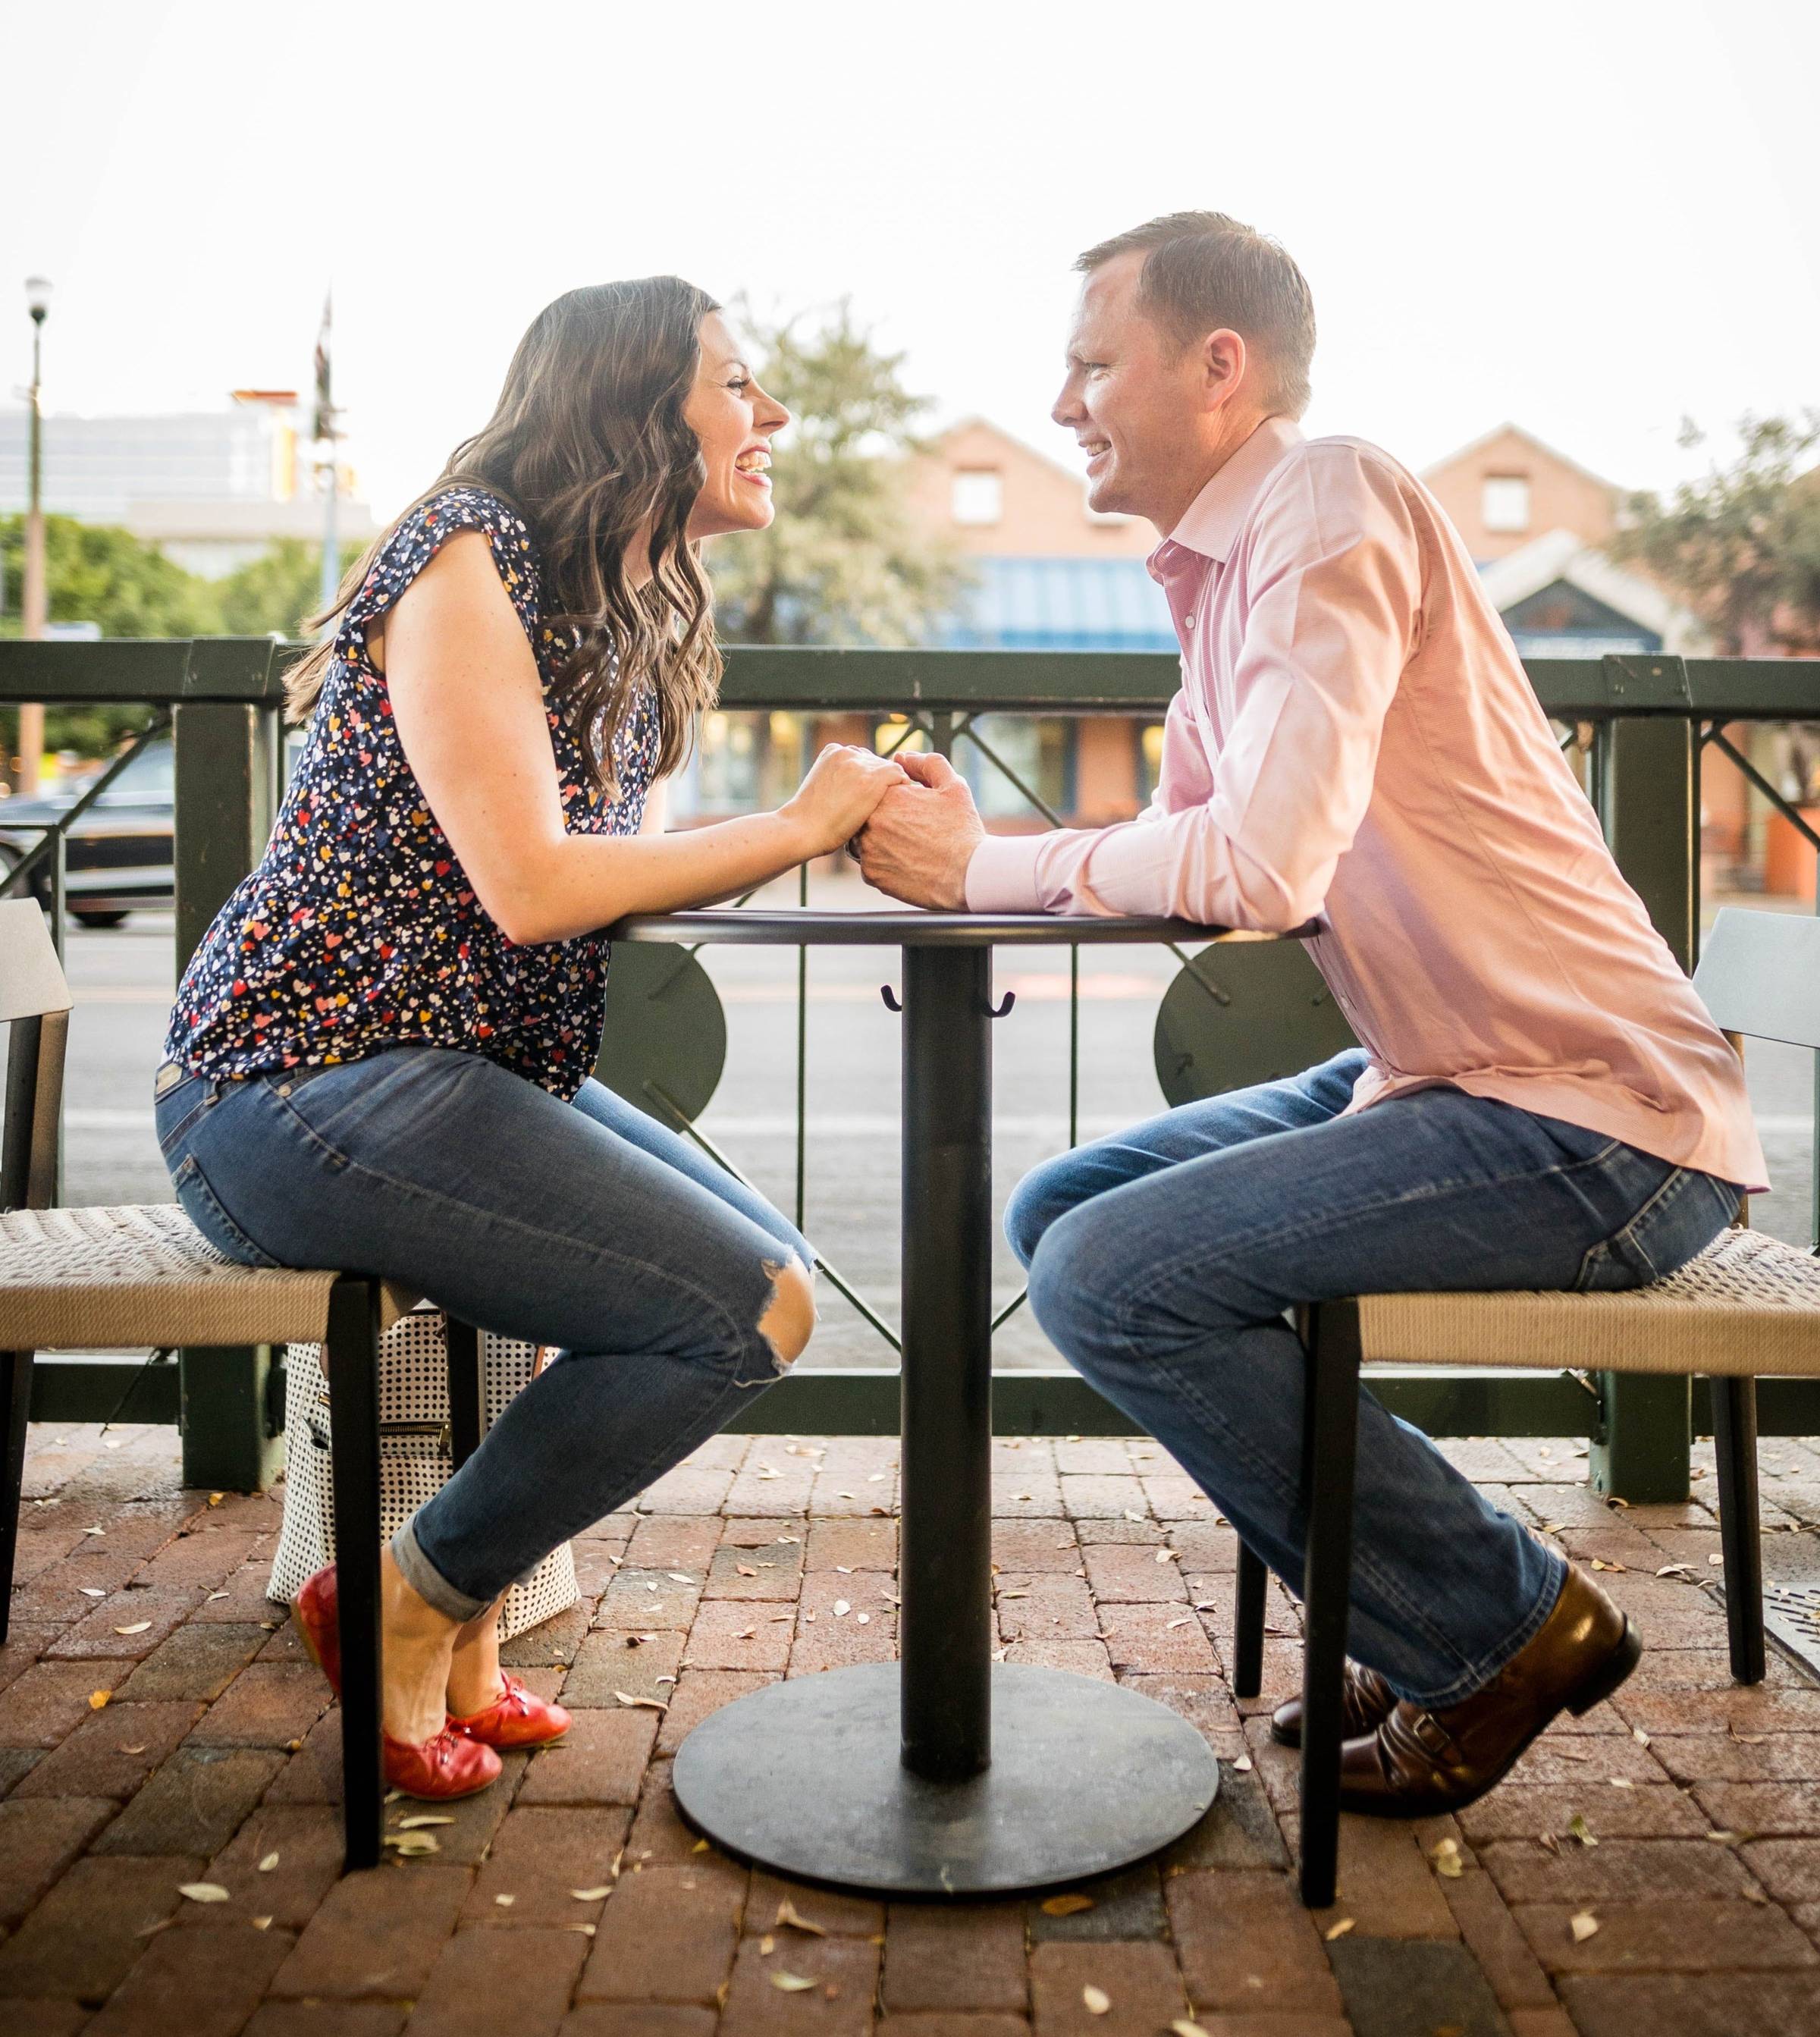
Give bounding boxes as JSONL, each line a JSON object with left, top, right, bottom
{"left": 0, "top": 898, "right": 481, "bottom": 1871}
{"left": 1228, "top": 906, "right": 1820, "bottom": 1909}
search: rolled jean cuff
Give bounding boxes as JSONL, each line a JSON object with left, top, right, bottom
{"left": 390, "top": 1517, "right": 491, "bottom": 1623}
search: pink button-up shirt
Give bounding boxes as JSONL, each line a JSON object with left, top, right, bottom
{"left": 965, "top": 416, "right": 1766, "bottom": 1189}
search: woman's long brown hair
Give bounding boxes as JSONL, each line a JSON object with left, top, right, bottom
{"left": 285, "top": 277, "right": 724, "bottom": 794}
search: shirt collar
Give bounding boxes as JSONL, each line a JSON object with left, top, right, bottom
{"left": 1148, "top": 416, "right": 1305, "bottom": 577}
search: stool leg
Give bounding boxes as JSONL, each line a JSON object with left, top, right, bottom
{"left": 1298, "top": 1300, "right": 1361, "bottom": 1910}
{"left": 1711, "top": 1375, "right": 1765, "bottom": 1685}
{"left": 326, "top": 1279, "right": 384, "bottom": 1871}
{"left": 0, "top": 1350, "right": 35, "bottom": 1646}
{"left": 445, "top": 1317, "right": 484, "bottom": 1472}
{"left": 1233, "top": 1540, "right": 1267, "bottom": 1700}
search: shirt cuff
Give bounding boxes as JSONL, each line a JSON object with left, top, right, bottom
{"left": 964, "top": 830, "right": 1047, "bottom": 913}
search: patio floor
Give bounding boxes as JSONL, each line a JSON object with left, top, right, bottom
{"left": 6, "top": 1423, "right": 1820, "bottom": 2037}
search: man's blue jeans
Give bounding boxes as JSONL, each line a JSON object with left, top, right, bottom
{"left": 1008, "top": 1049, "right": 1740, "bottom": 1708}
{"left": 155, "top": 1048, "right": 811, "bottom": 1621}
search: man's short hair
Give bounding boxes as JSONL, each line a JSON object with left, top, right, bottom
{"left": 1075, "top": 212, "right": 1316, "bottom": 419}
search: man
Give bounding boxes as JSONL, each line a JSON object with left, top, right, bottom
{"left": 855, "top": 212, "right": 1765, "bottom": 1816}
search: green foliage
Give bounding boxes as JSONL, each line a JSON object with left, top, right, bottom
{"left": 0, "top": 513, "right": 223, "bottom": 752}
{"left": 1611, "top": 414, "right": 1820, "bottom": 651}
{"left": 708, "top": 300, "right": 968, "bottom": 645}
{"left": 215, "top": 538, "right": 364, "bottom": 639}
{"left": 0, "top": 512, "right": 219, "bottom": 639}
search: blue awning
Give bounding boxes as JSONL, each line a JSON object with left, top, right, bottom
{"left": 939, "top": 557, "right": 1178, "bottom": 653}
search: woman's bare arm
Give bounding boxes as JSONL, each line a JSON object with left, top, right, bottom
{"left": 374, "top": 532, "right": 896, "bottom": 946}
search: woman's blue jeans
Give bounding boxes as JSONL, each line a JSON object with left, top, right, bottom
{"left": 1008, "top": 1049, "right": 1740, "bottom": 1708}
{"left": 155, "top": 1048, "right": 811, "bottom": 1621}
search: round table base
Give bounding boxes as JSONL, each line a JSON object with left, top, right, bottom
{"left": 671, "top": 1662, "right": 1220, "bottom": 1896}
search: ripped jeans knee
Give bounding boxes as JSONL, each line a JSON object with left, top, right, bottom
{"left": 755, "top": 1254, "right": 817, "bottom": 1374}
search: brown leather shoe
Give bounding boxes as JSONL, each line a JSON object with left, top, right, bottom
{"left": 1335, "top": 1566, "right": 1641, "bottom": 1819}
{"left": 1269, "top": 1660, "right": 1397, "bottom": 1749}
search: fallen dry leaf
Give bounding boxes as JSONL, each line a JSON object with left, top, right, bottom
{"left": 571, "top": 1886, "right": 613, "bottom": 1900}
{"left": 614, "top": 1691, "right": 668, "bottom": 1712}
{"left": 118, "top": 1744, "right": 148, "bottom": 1756}
{"left": 89, "top": 1690, "right": 111, "bottom": 1712}
{"left": 1167, "top": 1617, "right": 1193, "bottom": 1630}
{"left": 113, "top": 1621, "right": 152, "bottom": 1636}
{"left": 79, "top": 1587, "right": 107, "bottom": 1599}
{"left": 1568, "top": 1814, "right": 1598, "bottom": 1848}
{"left": 1155, "top": 1547, "right": 1180, "bottom": 1563}
{"left": 1429, "top": 1837, "right": 1464, "bottom": 1878}
{"left": 1325, "top": 1917, "right": 1355, "bottom": 1940}
{"left": 250, "top": 1915, "right": 273, "bottom": 1929}
{"left": 258, "top": 1853, "right": 280, "bottom": 1872}
{"left": 776, "top": 1899, "right": 827, "bottom": 1935}
{"left": 208, "top": 1492, "right": 225, "bottom": 1506}
{"left": 1570, "top": 1910, "right": 1600, "bottom": 1943}
{"left": 177, "top": 1883, "right": 231, "bottom": 1903}
{"left": 395, "top": 1814, "right": 455, "bottom": 1830}
{"left": 1040, "top": 1893, "right": 1095, "bottom": 1916}
{"left": 666, "top": 1573, "right": 692, "bottom": 1584}
{"left": 1082, "top": 1984, "right": 1112, "bottom": 2015}
{"left": 833, "top": 1600, "right": 851, "bottom": 1618}
{"left": 1232, "top": 1755, "right": 1254, "bottom": 1772}
{"left": 384, "top": 1832, "right": 440, "bottom": 1857}
{"left": 770, "top": 1972, "right": 816, "bottom": 1992}
{"left": 1590, "top": 1559, "right": 1627, "bottom": 1574}
{"left": 1171, "top": 2023, "right": 1212, "bottom": 2037}
{"left": 736, "top": 1564, "right": 758, "bottom": 1577}
{"left": 494, "top": 1894, "right": 515, "bottom": 1907}
{"left": 1632, "top": 1727, "right": 1652, "bottom": 1747}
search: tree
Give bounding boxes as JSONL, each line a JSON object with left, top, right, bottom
{"left": 0, "top": 513, "right": 222, "bottom": 753}
{"left": 707, "top": 300, "right": 967, "bottom": 645}
{"left": 1611, "top": 414, "right": 1820, "bottom": 651}
{"left": 215, "top": 538, "right": 366, "bottom": 639}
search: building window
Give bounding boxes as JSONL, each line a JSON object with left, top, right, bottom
{"left": 1482, "top": 474, "right": 1531, "bottom": 534}
{"left": 951, "top": 469, "right": 1003, "bottom": 526}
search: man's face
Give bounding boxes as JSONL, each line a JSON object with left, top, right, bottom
{"left": 1051, "top": 251, "right": 1226, "bottom": 532}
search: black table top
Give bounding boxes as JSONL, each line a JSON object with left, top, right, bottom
{"left": 607, "top": 909, "right": 1254, "bottom": 949}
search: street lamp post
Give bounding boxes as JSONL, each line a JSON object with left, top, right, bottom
{"left": 18, "top": 275, "right": 52, "bottom": 797}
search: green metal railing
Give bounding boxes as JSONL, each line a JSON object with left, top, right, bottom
{"left": 6, "top": 639, "right": 1820, "bottom": 1499}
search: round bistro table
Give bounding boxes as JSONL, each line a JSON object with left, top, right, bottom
{"left": 609, "top": 909, "right": 1236, "bottom": 1896}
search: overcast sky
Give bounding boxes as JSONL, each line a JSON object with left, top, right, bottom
{"left": 10, "top": 0, "right": 1818, "bottom": 517}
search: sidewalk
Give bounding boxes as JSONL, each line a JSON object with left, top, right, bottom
{"left": 5, "top": 1420, "right": 1820, "bottom": 2036}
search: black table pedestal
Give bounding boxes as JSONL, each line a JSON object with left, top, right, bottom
{"left": 672, "top": 937, "right": 1218, "bottom": 1895}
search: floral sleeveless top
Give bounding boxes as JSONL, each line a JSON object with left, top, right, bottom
{"left": 165, "top": 486, "right": 658, "bottom": 1101}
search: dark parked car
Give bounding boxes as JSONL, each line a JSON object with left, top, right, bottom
{"left": 0, "top": 736, "right": 174, "bottom": 927}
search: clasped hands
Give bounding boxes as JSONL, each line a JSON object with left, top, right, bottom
{"left": 799, "top": 746, "right": 981, "bottom": 909}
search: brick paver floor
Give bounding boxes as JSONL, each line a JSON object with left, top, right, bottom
{"left": 7, "top": 1420, "right": 1820, "bottom": 2036}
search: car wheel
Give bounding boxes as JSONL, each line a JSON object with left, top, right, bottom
{"left": 71, "top": 909, "right": 130, "bottom": 930}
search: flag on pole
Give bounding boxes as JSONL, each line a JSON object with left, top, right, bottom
{"left": 312, "top": 291, "right": 334, "bottom": 444}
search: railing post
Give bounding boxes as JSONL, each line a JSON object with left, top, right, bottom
{"left": 172, "top": 678, "right": 286, "bottom": 1492}
{"left": 1587, "top": 714, "right": 1695, "bottom": 1503}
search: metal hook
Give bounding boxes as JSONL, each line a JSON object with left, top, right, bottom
{"left": 988, "top": 991, "right": 1016, "bottom": 1018}
{"left": 880, "top": 985, "right": 902, "bottom": 1012}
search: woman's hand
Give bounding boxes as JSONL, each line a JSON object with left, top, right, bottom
{"left": 782, "top": 744, "right": 908, "bottom": 859}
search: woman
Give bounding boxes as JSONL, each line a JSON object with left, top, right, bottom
{"left": 154, "top": 277, "right": 904, "bottom": 1800}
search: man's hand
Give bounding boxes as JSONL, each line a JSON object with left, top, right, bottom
{"left": 854, "top": 750, "right": 984, "bottom": 909}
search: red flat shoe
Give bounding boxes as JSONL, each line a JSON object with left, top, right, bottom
{"left": 384, "top": 1725, "right": 502, "bottom": 1800}
{"left": 294, "top": 1564, "right": 344, "bottom": 1697}
{"left": 448, "top": 1674, "right": 573, "bottom": 1750}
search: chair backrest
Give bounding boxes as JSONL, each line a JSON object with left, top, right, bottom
{"left": 1694, "top": 908, "right": 1820, "bottom": 1053}
{"left": 1, "top": 900, "right": 72, "bottom": 1213}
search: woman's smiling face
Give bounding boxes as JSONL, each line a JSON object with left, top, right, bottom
{"left": 682, "top": 311, "right": 789, "bottom": 538}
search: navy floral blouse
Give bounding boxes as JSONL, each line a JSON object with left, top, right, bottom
{"left": 165, "top": 486, "right": 659, "bottom": 1102}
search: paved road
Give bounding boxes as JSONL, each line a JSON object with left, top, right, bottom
{"left": 39, "top": 876, "right": 1818, "bottom": 1373}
